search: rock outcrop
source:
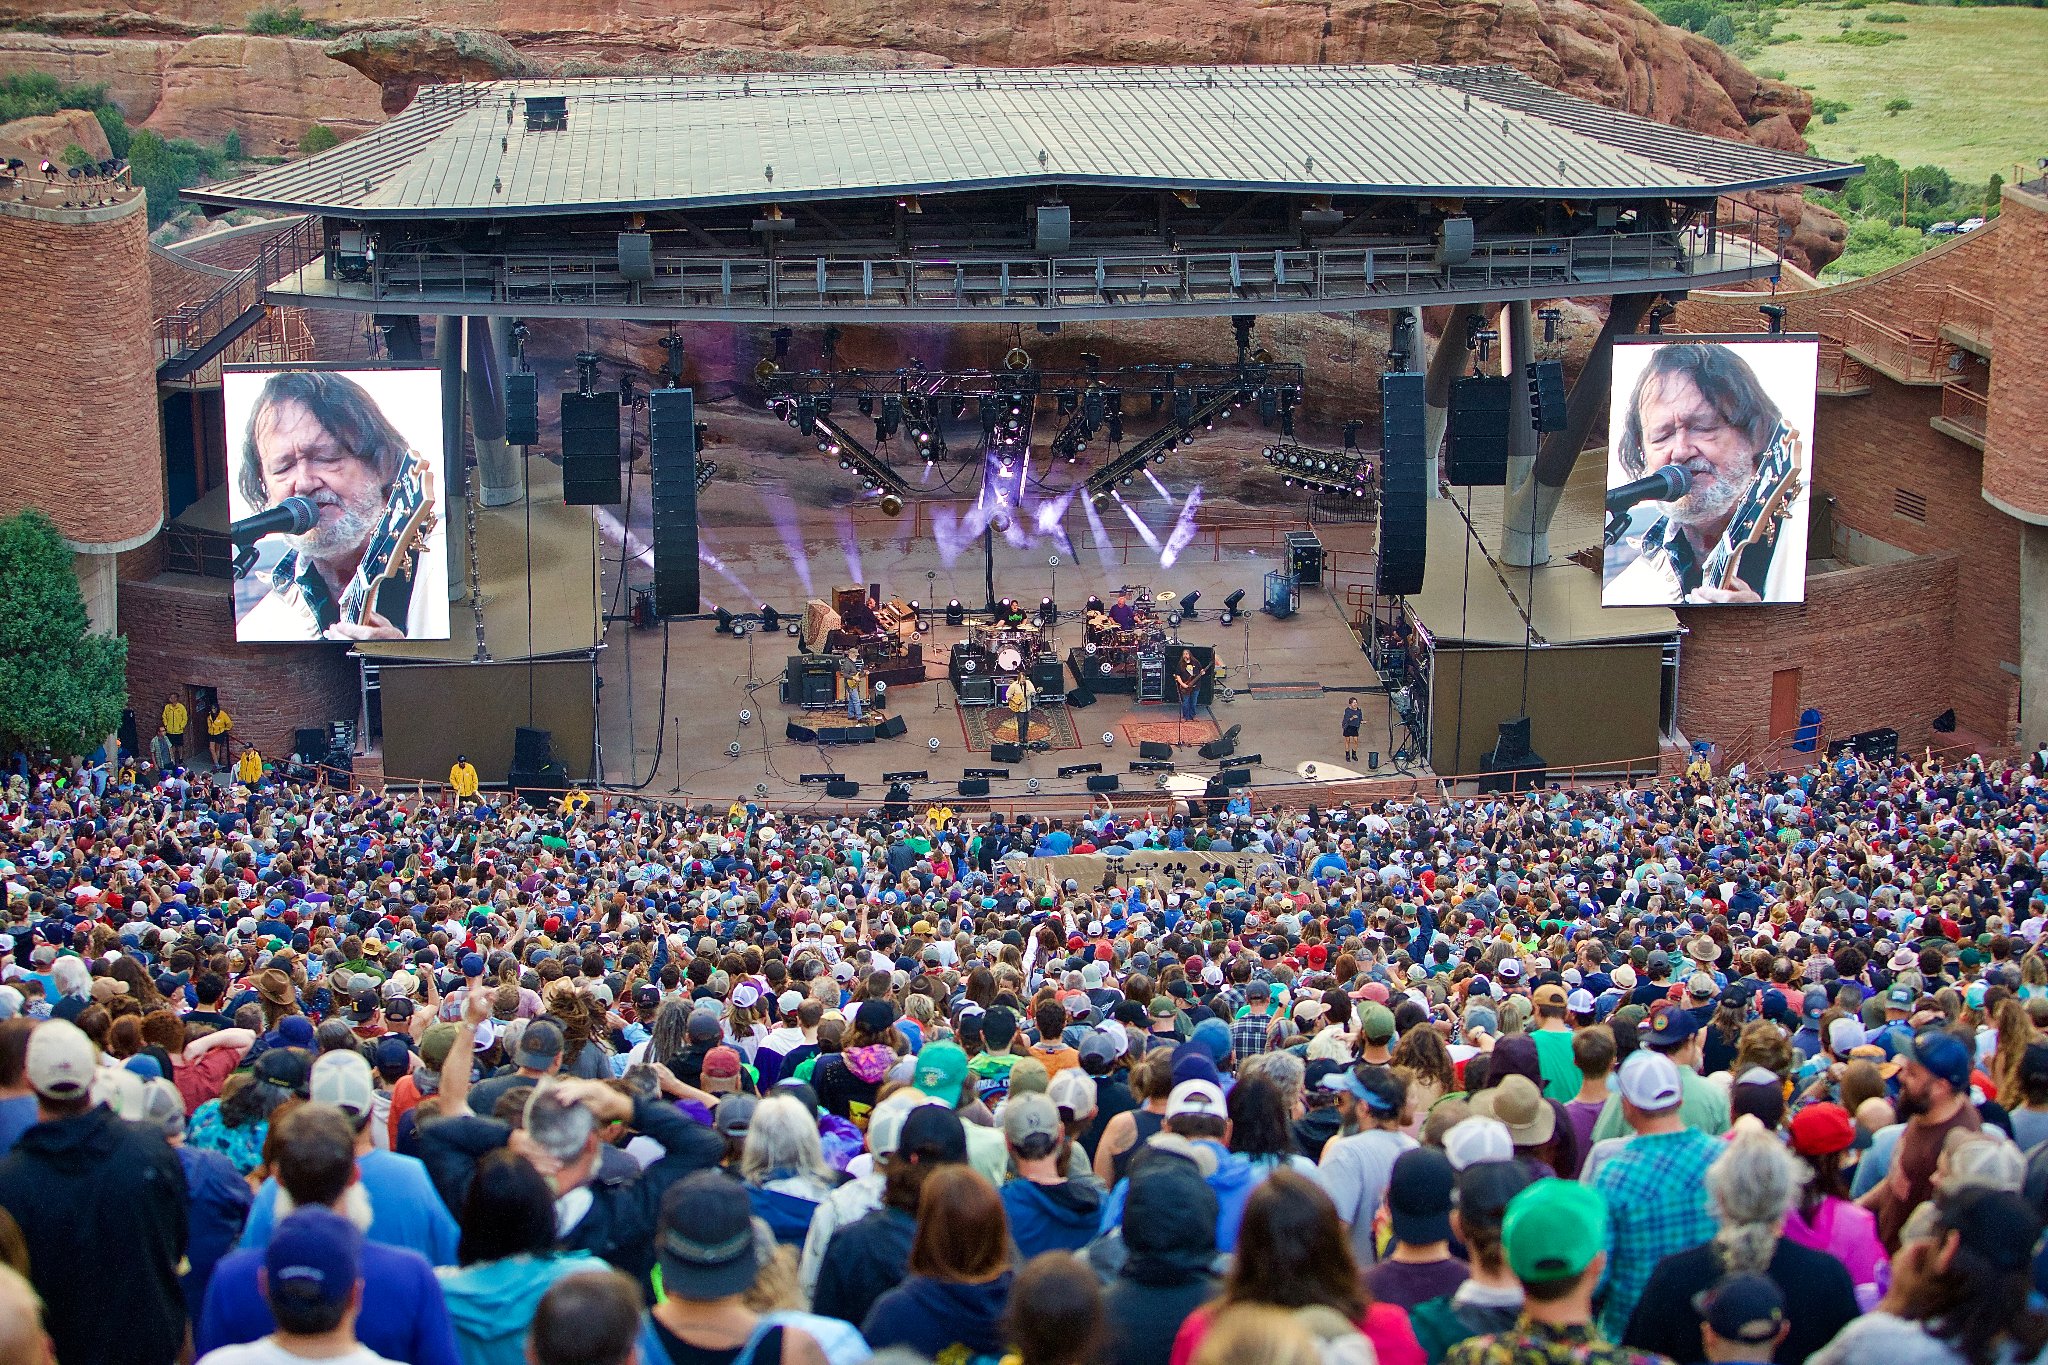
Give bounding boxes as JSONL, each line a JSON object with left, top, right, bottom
{"left": 0, "top": 0, "right": 1846, "bottom": 267}
{"left": 0, "top": 105, "right": 113, "bottom": 165}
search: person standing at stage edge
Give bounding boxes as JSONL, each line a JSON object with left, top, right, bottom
{"left": 1175, "top": 653, "right": 1206, "bottom": 723}
{"left": 1342, "top": 697, "right": 1364, "bottom": 765}
{"left": 448, "top": 754, "right": 480, "bottom": 805}
{"left": 1005, "top": 672, "right": 1037, "bottom": 745}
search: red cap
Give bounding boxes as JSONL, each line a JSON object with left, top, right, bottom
{"left": 702, "top": 1046, "right": 742, "bottom": 1079}
{"left": 1789, "top": 1101, "right": 1854, "bottom": 1157}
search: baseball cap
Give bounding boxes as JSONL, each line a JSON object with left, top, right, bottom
{"left": 1886, "top": 985, "right": 1916, "bottom": 1010}
{"left": 701, "top": 1046, "right": 743, "bottom": 1094}
{"left": 1165, "top": 1079, "right": 1226, "bottom": 1121}
{"left": 1442, "top": 1116, "right": 1515, "bottom": 1171}
{"left": 686, "top": 1010, "right": 723, "bottom": 1044}
{"left": 777, "top": 989, "right": 804, "bottom": 1015}
{"left": 308, "top": 1050, "right": 376, "bottom": 1121}
{"left": 1685, "top": 974, "right": 1718, "bottom": 1002}
{"left": 1642, "top": 1006, "right": 1702, "bottom": 1051}
{"left": 1148, "top": 995, "right": 1178, "bottom": 1020}
{"left": 1802, "top": 987, "right": 1828, "bottom": 1021}
{"left": 896, "top": 1103, "right": 969, "bottom": 1164}
{"left": 1936, "top": 1186, "right": 2044, "bottom": 1275}
{"left": 1002, "top": 1092, "right": 1065, "bottom": 1152}
{"left": 460, "top": 952, "right": 485, "bottom": 978}
{"left": 1077, "top": 1030, "right": 1117, "bottom": 1068}
{"left": 1503, "top": 1178, "right": 1607, "bottom": 1283}
{"left": 25, "top": 1019, "right": 96, "bottom": 1099}
{"left": 515, "top": 1018, "right": 565, "bottom": 1070}
{"left": 912, "top": 1041, "right": 969, "bottom": 1106}
{"left": 1616, "top": 1049, "right": 1683, "bottom": 1112}
{"left": 1048, "top": 1068, "right": 1098, "bottom": 1123}
{"left": 1456, "top": 1156, "right": 1539, "bottom": 1224}
{"left": 1244, "top": 980, "right": 1271, "bottom": 1002}
{"left": 1901, "top": 1030, "right": 1972, "bottom": 1092}
{"left": 266, "top": 1206, "right": 363, "bottom": 1314}
{"left": 1387, "top": 1147, "right": 1455, "bottom": 1246}
{"left": 1788, "top": 1102, "right": 1855, "bottom": 1157}
{"left": 1566, "top": 989, "right": 1596, "bottom": 1015}
{"left": 1531, "top": 983, "right": 1568, "bottom": 1010}
{"left": 418, "top": 1022, "right": 460, "bottom": 1070}
{"left": 853, "top": 999, "right": 897, "bottom": 1035}
{"left": 1358, "top": 1003, "right": 1396, "bottom": 1044}
{"left": 1698, "top": 1274, "right": 1786, "bottom": 1345}
{"left": 713, "top": 1094, "right": 757, "bottom": 1141}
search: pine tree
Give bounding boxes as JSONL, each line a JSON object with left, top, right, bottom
{"left": 0, "top": 510, "right": 128, "bottom": 756}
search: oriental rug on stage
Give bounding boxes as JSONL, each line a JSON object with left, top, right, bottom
{"left": 957, "top": 702, "right": 1083, "bottom": 752}
{"left": 1119, "top": 716, "right": 1221, "bottom": 748}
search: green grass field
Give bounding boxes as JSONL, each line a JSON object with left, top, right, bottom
{"left": 1760, "top": 4, "right": 2048, "bottom": 186}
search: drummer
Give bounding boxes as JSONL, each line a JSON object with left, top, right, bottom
{"left": 1108, "top": 591, "right": 1138, "bottom": 631}
{"left": 1000, "top": 598, "right": 1029, "bottom": 628}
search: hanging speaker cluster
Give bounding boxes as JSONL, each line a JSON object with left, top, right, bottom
{"left": 560, "top": 392, "right": 622, "bottom": 506}
{"left": 648, "top": 387, "right": 700, "bottom": 616}
{"left": 1446, "top": 375, "right": 1512, "bottom": 487}
{"left": 1375, "top": 372, "right": 1427, "bottom": 597}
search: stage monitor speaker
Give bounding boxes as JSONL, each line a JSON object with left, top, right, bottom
{"left": 1066, "top": 687, "right": 1095, "bottom": 708}
{"left": 1086, "top": 774, "right": 1120, "bottom": 793}
{"left": 1446, "top": 374, "right": 1512, "bottom": 486}
{"left": 504, "top": 373, "right": 539, "bottom": 446}
{"left": 991, "top": 742, "right": 1026, "bottom": 765}
{"left": 786, "top": 720, "right": 818, "bottom": 744}
{"left": 648, "top": 388, "right": 701, "bottom": 615}
{"left": 820, "top": 725, "right": 876, "bottom": 746}
{"left": 1220, "top": 766, "right": 1253, "bottom": 788}
{"left": 957, "top": 777, "right": 991, "bottom": 797}
{"left": 1198, "top": 724, "right": 1242, "bottom": 762}
{"left": 825, "top": 779, "right": 860, "bottom": 799}
{"left": 561, "top": 391, "right": 622, "bottom": 506}
{"left": 956, "top": 676, "right": 995, "bottom": 705}
{"left": 293, "top": 727, "right": 328, "bottom": 761}
{"left": 1138, "top": 741, "right": 1174, "bottom": 762}
{"left": 1031, "top": 658, "right": 1066, "bottom": 694}
{"left": 617, "top": 232, "right": 654, "bottom": 283}
{"left": 1528, "top": 360, "right": 1568, "bottom": 435}
{"left": 1376, "top": 372, "right": 1428, "bottom": 596}
{"left": 513, "top": 726, "right": 554, "bottom": 768}
{"left": 874, "top": 714, "right": 908, "bottom": 740}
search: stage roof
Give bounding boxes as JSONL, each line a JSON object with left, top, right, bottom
{"left": 189, "top": 64, "right": 1856, "bottom": 219}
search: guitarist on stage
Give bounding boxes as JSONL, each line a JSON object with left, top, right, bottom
{"left": 234, "top": 370, "right": 444, "bottom": 641}
{"left": 1174, "top": 651, "right": 1209, "bottom": 722}
{"left": 1604, "top": 342, "right": 1807, "bottom": 606}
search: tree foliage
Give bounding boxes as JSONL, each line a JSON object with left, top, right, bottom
{"left": 0, "top": 511, "right": 127, "bottom": 757}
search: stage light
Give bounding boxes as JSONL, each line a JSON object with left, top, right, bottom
{"left": 715, "top": 607, "right": 734, "bottom": 634}
{"left": 928, "top": 737, "right": 942, "bottom": 752}
{"left": 1027, "top": 778, "right": 1041, "bottom": 794}
{"left": 787, "top": 622, "right": 801, "bottom": 636}
{"left": 727, "top": 741, "right": 742, "bottom": 757}
{"left": 1179, "top": 590, "right": 1200, "bottom": 619}
{"left": 761, "top": 605, "right": 780, "bottom": 631}
{"left": 1102, "top": 732, "right": 1116, "bottom": 747}
{"left": 1086, "top": 595, "right": 1104, "bottom": 615}
{"left": 946, "top": 599, "right": 964, "bottom": 626}
{"left": 839, "top": 457, "right": 852, "bottom": 471}
{"left": 738, "top": 708, "right": 753, "bottom": 724}
{"left": 1039, "top": 597, "right": 1057, "bottom": 625}
{"left": 880, "top": 493, "right": 904, "bottom": 516}
{"left": 1223, "top": 588, "right": 1246, "bottom": 617}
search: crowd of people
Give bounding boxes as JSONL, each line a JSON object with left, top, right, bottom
{"left": 1, "top": 741, "right": 2048, "bottom": 1365}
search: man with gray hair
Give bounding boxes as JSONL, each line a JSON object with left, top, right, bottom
{"left": 1619, "top": 1129, "right": 1857, "bottom": 1365}
{"left": 419, "top": 989, "right": 722, "bottom": 1292}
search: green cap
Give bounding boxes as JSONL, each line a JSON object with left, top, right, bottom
{"left": 1502, "top": 1178, "right": 1607, "bottom": 1283}
{"left": 1359, "top": 1004, "right": 1397, "bottom": 1043}
{"left": 419, "top": 1022, "right": 460, "bottom": 1069}
{"left": 913, "top": 1041, "right": 969, "bottom": 1105}
{"left": 1148, "top": 996, "right": 1178, "bottom": 1020}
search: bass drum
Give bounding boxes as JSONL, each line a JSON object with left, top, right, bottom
{"left": 995, "top": 645, "right": 1024, "bottom": 674}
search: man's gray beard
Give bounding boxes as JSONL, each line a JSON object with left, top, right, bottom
{"left": 285, "top": 493, "right": 380, "bottom": 561}
{"left": 1664, "top": 466, "right": 1745, "bottom": 528}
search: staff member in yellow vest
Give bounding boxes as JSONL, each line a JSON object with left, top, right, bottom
{"left": 206, "top": 703, "right": 234, "bottom": 769}
{"left": 1004, "top": 673, "right": 1037, "bottom": 746}
{"left": 448, "top": 754, "right": 480, "bottom": 804}
{"left": 234, "top": 745, "right": 264, "bottom": 787}
{"left": 161, "top": 696, "right": 188, "bottom": 761}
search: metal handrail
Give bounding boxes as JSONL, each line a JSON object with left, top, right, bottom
{"left": 345, "top": 229, "right": 1759, "bottom": 313}
{"left": 157, "top": 216, "right": 324, "bottom": 365}
{"left": 1940, "top": 382, "right": 1988, "bottom": 433}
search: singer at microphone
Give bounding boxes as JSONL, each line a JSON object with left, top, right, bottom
{"left": 1604, "top": 465, "right": 1691, "bottom": 515}
{"left": 229, "top": 495, "right": 318, "bottom": 545}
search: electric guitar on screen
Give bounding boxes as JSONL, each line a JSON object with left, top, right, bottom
{"left": 1697, "top": 421, "right": 1804, "bottom": 599}
{"left": 337, "top": 454, "right": 437, "bottom": 633}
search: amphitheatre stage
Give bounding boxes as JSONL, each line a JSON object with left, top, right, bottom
{"left": 174, "top": 63, "right": 1856, "bottom": 808}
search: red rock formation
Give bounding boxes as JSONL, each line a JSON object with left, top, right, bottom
{"left": 0, "top": 106, "right": 113, "bottom": 166}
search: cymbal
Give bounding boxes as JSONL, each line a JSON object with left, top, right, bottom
{"left": 1154, "top": 590, "right": 1179, "bottom": 604}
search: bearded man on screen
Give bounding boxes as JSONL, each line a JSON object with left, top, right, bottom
{"left": 1602, "top": 344, "right": 1802, "bottom": 606}
{"left": 234, "top": 371, "right": 440, "bottom": 641}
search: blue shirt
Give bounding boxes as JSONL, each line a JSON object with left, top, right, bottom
{"left": 199, "top": 1237, "right": 460, "bottom": 1365}
{"left": 239, "top": 1148, "right": 459, "bottom": 1266}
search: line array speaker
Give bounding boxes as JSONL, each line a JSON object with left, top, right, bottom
{"left": 1528, "top": 360, "right": 1568, "bottom": 434}
{"left": 560, "top": 391, "right": 621, "bottom": 506}
{"left": 1446, "top": 374, "right": 1512, "bottom": 487}
{"left": 648, "top": 387, "right": 700, "bottom": 614}
{"left": 504, "top": 373, "right": 539, "bottom": 446}
{"left": 1376, "top": 372, "right": 1427, "bottom": 597}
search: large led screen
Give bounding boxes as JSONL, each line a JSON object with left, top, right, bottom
{"left": 1601, "top": 337, "right": 1817, "bottom": 607}
{"left": 224, "top": 366, "right": 449, "bottom": 642}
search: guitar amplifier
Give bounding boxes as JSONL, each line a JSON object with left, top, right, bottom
{"left": 1030, "top": 657, "right": 1067, "bottom": 695}
{"left": 955, "top": 675, "right": 996, "bottom": 706}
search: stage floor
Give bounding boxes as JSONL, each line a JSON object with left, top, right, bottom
{"left": 591, "top": 514, "right": 1415, "bottom": 808}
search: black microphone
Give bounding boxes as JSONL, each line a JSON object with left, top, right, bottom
{"left": 1605, "top": 465, "right": 1692, "bottom": 515}
{"left": 230, "top": 496, "right": 319, "bottom": 545}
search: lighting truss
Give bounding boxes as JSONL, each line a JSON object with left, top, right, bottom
{"left": 1263, "top": 442, "right": 1373, "bottom": 498}
{"left": 1088, "top": 387, "right": 1238, "bottom": 499}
